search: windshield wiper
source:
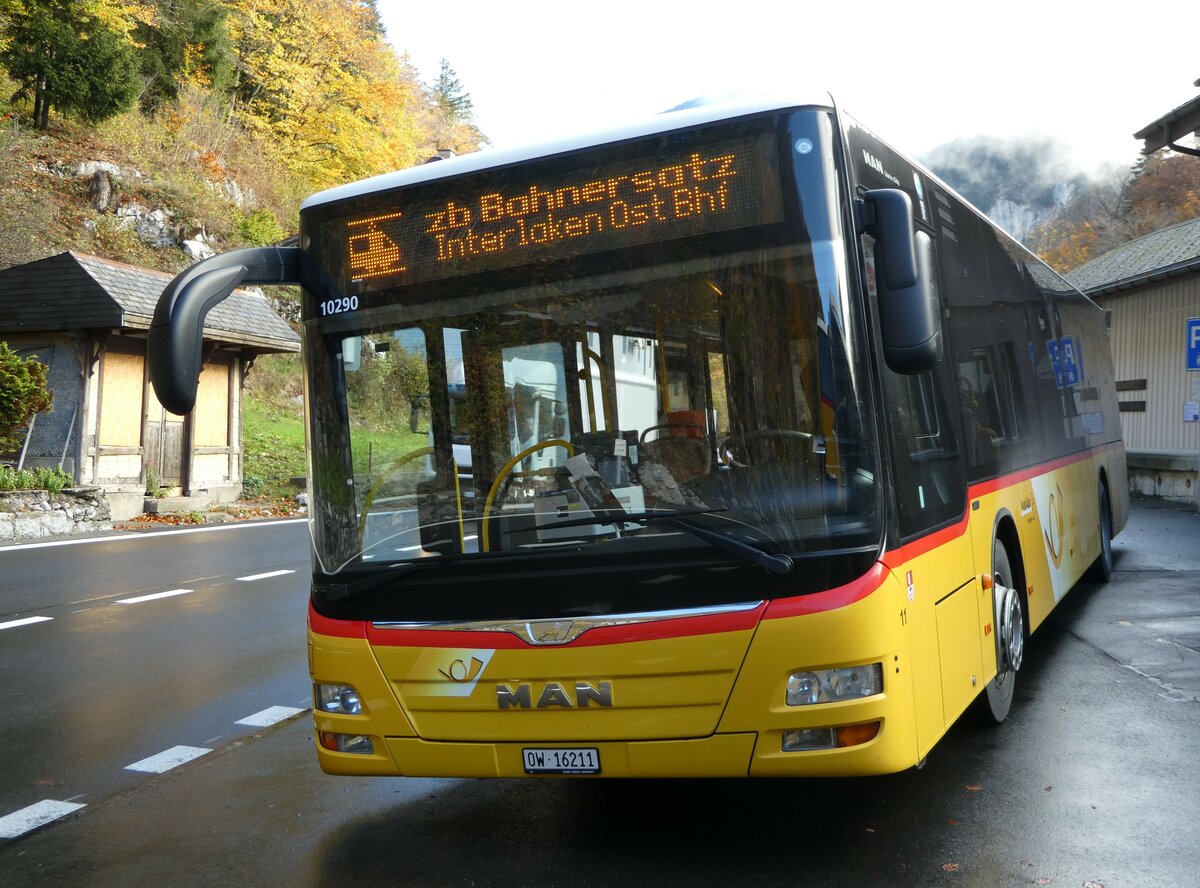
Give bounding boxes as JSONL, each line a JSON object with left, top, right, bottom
{"left": 317, "top": 560, "right": 441, "bottom": 601}
{"left": 528, "top": 508, "right": 794, "bottom": 577}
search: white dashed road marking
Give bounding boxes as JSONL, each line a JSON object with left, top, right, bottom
{"left": 236, "top": 569, "right": 295, "bottom": 582}
{"left": 236, "top": 705, "right": 306, "bottom": 727}
{"left": 125, "top": 745, "right": 211, "bottom": 774}
{"left": 0, "top": 616, "right": 53, "bottom": 631}
{"left": 0, "top": 800, "right": 86, "bottom": 839}
{"left": 115, "top": 589, "right": 192, "bottom": 605}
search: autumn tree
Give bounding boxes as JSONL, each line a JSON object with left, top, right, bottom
{"left": 0, "top": 342, "right": 52, "bottom": 455}
{"left": 224, "top": 0, "right": 424, "bottom": 189}
{"left": 1122, "top": 152, "right": 1200, "bottom": 237}
{"left": 0, "top": 0, "right": 151, "bottom": 128}
{"left": 1031, "top": 151, "right": 1200, "bottom": 273}
{"left": 137, "top": 0, "right": 235, "bottom": 111}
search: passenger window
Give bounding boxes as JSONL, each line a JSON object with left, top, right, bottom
{"left": 957, "top": 343, "right": 1026, "bottom": 467}
{"left": 883, "top": 364, "right": 965, "bottom": 538}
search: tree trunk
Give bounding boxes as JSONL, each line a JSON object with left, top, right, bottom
{"left": 34, "top": 76, "right": 49, "bottom": 129}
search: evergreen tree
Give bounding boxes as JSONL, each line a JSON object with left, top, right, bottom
{"left": 0, "top": 0, "right": 141, "bottom": 128}
{"left": 0, "top": 342, "right": 52, "bottom": 455}
{"left": 137, "top": 0, "right": 235, "bottom": 111}
{"left": 431, "top": 58, "right": 473, "bottom": 123}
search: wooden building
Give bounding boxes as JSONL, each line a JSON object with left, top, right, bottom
{"left": 0, "top": 251, "right": 300, "bottom": 519}
{"left": 1069, "top": 218, "right": 1200, "bottom": 502}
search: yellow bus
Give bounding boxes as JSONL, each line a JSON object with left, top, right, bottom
{"left": 149, "top": 94, "right": 1127, "bottom": 778}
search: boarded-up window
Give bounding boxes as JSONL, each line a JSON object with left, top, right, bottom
{"left": 194, "top": 361, "right": 230, "bottom": 447}
{"left": 98, "top": 351, "right": 144, "bottom": 446}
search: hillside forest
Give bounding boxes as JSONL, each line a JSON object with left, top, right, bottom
{"left": 0, "top": 0, "right": 485, "bottom": 273}
{"left": 0, "top": 0, "right": 488, "bottom": 497}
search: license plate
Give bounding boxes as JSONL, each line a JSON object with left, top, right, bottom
{"left": 522, "top": 747, "right": 600, "bottom": 774}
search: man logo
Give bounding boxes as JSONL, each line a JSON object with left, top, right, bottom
{"left": 497, "top": 680, "right": 614, "bottom": 709}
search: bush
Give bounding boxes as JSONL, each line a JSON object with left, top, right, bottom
{"left": 0, "top": 465, "right": 72, "bottom": 492}
{"left": 241, "top": 473, "right": 265, "bottom": 498}
{"left": 236, "top": 207, "right": 287, "bottom": 245}
{"left": 0, "top": 342, "right": 53, "bottom": 453}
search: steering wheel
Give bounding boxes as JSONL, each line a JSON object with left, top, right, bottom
{"left": 481, "top": 438, "right": 574, "bottom": 552}
{"left": 718, "top": 429, "right": 812, "bottom": 468}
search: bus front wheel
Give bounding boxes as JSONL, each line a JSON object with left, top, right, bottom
{"left": 975, "top": 539, "right": 1025, "bottom": 725}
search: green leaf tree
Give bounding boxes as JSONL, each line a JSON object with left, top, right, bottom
{"left": 0, "top": 0, "right": 144, "bottom": 128}
{"left": 0, "top": 342, "right": 53, "bottom": 455}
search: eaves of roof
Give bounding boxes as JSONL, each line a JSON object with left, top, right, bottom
{"left": 1079, "top": 255, "right": 1200, "bottom": 297}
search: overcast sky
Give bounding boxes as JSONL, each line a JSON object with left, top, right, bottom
{"left": 377, "top": 1, "right": 1198, "bottom": 175}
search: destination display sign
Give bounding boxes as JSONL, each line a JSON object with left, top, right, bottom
{"left": 341, "top": 133, "right": 783, "bottom": 288}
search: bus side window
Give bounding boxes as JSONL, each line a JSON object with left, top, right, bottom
{"left": 884, "top": 367, "right": 966, "bottom": 538}
{"left": 958, "top": 344, "right": 1026, "bottom": 467}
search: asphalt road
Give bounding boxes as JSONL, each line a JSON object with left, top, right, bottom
{"left": 0, "top": 520, "right": 312, "bottom": 828}
{"left": 1, "top": 503, "right": 1198, "bottom": 887}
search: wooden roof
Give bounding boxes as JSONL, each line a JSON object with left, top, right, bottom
{"left": 0, "top": 251, "right": 300, "bottom": 352}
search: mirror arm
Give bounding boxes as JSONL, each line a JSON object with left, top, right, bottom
{"left": 148, "top": 246, "right": 309, "bottom": 415}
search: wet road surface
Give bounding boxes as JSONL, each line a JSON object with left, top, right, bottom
{"left": 1, "top": 504, "right": 1198, "bottom": 887}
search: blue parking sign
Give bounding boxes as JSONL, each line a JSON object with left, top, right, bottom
{"left": 1061, "top": 335, "right": 1083, "bottom": 387}
{"left": 1188, "top": 318, "right": 1200, "bottom": 371}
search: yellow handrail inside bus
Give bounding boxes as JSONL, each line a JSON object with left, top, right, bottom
{"left": 481, "top": 438, "right": 574, "bottom": 552}
{"left": 357, "top": 446, "right": 465, "bottom": 551}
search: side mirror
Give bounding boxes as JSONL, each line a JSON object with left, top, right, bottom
{"left": 861, "top": 189, "right": 939, "bottom": 374}
{"left": 863, "top": 189, "right": 918, "bottom": 290}
{"left": 877, "top": 230, "right": 939, "bottom": 374}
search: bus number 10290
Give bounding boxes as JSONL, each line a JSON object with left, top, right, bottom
{"left": 319, "top": 296, "right": 360, "bottom": 316}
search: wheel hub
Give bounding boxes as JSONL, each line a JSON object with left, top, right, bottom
{"left": 997, "top": 583, "right": 1024, "bottom": 673}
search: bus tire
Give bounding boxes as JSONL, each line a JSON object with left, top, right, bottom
{"left": 974, "top": 539, "right": 1024, "bottom": 725}
{"left": 1086, "top": 481, "right": 1114, "bottom": 583}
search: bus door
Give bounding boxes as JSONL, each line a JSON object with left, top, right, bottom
{"left": 867, "top": 229, "right": 980, "bottom": 745}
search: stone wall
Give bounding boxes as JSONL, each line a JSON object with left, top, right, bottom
{"left": 0, "top": 487, "right": 112, "bottom": 541}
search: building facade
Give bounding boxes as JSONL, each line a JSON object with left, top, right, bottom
{"left": 1069, "top": 217, "right": 1200, "bottom": 502}
{"left": 1, "top": 251, "right": 300, "bottom": 518}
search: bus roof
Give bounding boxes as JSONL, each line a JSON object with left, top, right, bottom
{"left": 300, "top": 92, "right": 834, "bottom": 212}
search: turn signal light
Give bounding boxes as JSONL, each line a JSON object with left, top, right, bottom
{"left": 319, "top": 731, "right": 374, "bottom": 754}
{"left": 836, "top": 721, "right": 880, "bottom": 747}
{"left": 782, "top": 721, "right": 880, "bottom": 752}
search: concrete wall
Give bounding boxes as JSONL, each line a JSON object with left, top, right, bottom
{"left": 0, "top": 487, "right": 112, "bottom": 541}
{"left": 1127, "top": 450, "right": 1200, "bottom": 505}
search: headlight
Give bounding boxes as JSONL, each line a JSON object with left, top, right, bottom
{"left": 315, "top": 682, "right": 363, "bottom": 714}
{"left": 786, "top": 664, "right": 883, "bottom": 706}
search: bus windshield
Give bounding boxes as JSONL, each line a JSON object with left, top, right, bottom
{"left": 306, "top": 239, "right": 879, "bottom": 575}
{"left": 301, "top": 111, "right": 881, "bottom": 577}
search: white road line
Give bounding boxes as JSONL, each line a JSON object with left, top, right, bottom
{"left": 115, "top": 588, "right": 192, "bottom": 605}
{"left": 235, "top": 569, "right": 295, "bottom": 582}
{"left": 0, "top": 517, "right": 307, "bottom": 553}
{"left": 0, "top": 800, "right": 86, "bottom": 839}
{"left": 236, "top": 705, "right": 306, "bottom": 727}
{"left": 125, "top": 745, "right": 210, "bottom": 774}
{"left": 0, "top": 616, "right": 53, "bottom": 631}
